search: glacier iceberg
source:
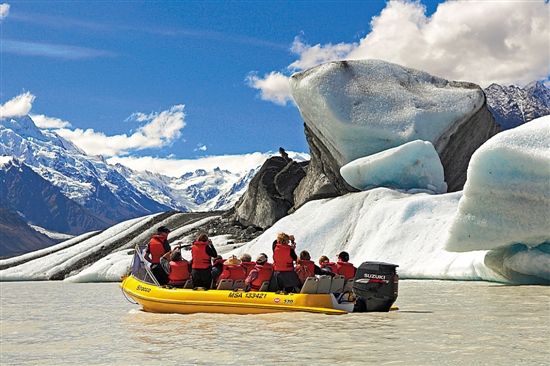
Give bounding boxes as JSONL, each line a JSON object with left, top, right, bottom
{"left": 340, "top": 140, "right": 447, "bottom": 193}
{"left": 445, "top": 116, "right": 550, "bottom": 252}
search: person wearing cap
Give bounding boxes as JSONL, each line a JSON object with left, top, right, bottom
{"left": 336, "top": 251, "right": 356, "bottom": 281}
{"left": 144, "top": 225, "right": 172, "bottom": 285}
{"left": 245, "top": 254, "right": 274, "bottom": 291}
{"left": 272, "top": 233, "right": 301, "bottom": 292}
{"left": 191, "top": 233, "right": 217, "bottom": 289}
{"left": 216, "top": 255, "right": 246, "bottom": 287}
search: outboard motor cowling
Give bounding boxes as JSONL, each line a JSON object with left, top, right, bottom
{"left": 352, "top": 261, "right": 399, "bottom": 312}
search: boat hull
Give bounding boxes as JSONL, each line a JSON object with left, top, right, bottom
{"left": 121, "top": 276, "right": 349, "bottom": 315}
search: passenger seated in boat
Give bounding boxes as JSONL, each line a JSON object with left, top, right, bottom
{"left": 191, "top": 233, "right": 217, "bottom": 289}
{"left": 336, "top": 251, "right": 356, "bottom": 282}
{"left": 319, "top": 255, "right": 339, "bottom": 275}
{"left": 240, "top": 253, "right": 255, "bottom": 276}
{"left": 216, "top": 255, "right": 246, "bottom": 287}
{"left": 210, "top": 255, "right": 224, "bottom": 288}
{"left": 144, "top": 226, "right": 172, "bottom": 285}
{"left": 272, "top": 233, "right": 301, "bottom": 293}
{"left": 159, "top": 247, "right": 191, "bottom": 288}
{"left": 245, "top": 254, "right": 274, "bottom": 291}
{"left": 296, "top": 250, "right": 335, "bottom": 285}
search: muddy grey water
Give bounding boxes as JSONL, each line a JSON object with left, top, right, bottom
{"left": 1, "top": 281, "right": 548, "bottom": 365}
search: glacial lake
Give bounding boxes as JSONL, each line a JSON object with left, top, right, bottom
{"left": 1, "top": 280, "right": 548, "bottom": 365}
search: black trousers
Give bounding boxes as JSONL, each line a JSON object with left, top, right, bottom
{"left": 151, "top": 264, "right": 169, "bottom": 286}
{"left": 192, "top": 268, "right": 212, "bottom": 289}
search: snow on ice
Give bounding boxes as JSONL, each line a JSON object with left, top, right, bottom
{"left": 289, "top": 59, "right": 483, "bottom": 165}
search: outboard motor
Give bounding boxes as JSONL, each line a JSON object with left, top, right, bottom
{"left": 352, "top": 261, "right": 399, "bottom": 312}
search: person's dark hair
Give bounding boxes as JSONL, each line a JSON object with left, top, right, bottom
{"left": 338, "top": 251, "right": 350, "bottom": 262}
{"left": 157, "top": 225, "right": 170, "bottom": 233}
{"left": 299, "top": 250, "right": 311, "bottom": 261}
{"left": 171, "top": 249, "right": 182, "bottom": 261}
{"left": 197, "top": 233, "right": 209, "bottom": 242}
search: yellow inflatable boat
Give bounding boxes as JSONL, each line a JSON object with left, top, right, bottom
{"left": 121, "top": 275, "right": 353, "bottom": 315}
{"left": 120, "top": 247, "right": 355, "bottom": 315}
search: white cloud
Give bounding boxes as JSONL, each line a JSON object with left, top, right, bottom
{"left": 0, "top": 92, "right": 35, "bottom": 118}
{"left": 345, "top": 0, "right": 549, "bottom": 87}
{"left": 194, "top": 143, "right": 207, "bottom": 152}
{"left": 53, "top": 105, "right": 186, "bottom": 157}
{"left": 30, "top": 114, "right": 72, "bottom": 129}
{"left": 250, "top": 0, "right": 549, "bottom": 104}
{"left": 289, "top": 36, "right": 354, "bottom": 71}
{"left": 2, "top": 39, "right": 117, "bottom": 60}
{"left": 246, "top": 71, "right": 294, "bottom": 106}
{"left": 0, "top": 3, "right": 9, "bottom": 20}
{"left": 108, "top": 152, "right": 275, "bottom": 177}
{"left": 107, "top": 151, "right": 310, "bottom": 177}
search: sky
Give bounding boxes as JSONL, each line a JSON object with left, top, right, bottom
{"left": 0, "top": 0, "right": 548, "bottom": 176}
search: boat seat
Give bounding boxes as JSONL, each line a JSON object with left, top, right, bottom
{"left": 316, "top": 275, "right": 332, "bottom": 294}
{"left": 300, "top": 277, "right": 319, "bottom": 294}
{"left": 233, "top": 279, "right": 246, "bottom": 290}
{"left": 217, "top": 279, "right": 234, "bottom": 290}
{"left": 183, "top": 279, "right": 193, "bottom": 289}
{"left": 329, "top": 275, "right": 345, "bottom": 294}
{"left": 258, "top": 281, "right": 270, "bottom": 292}
{"left": 342, "top": 278, "right": 354, "bottom": 293}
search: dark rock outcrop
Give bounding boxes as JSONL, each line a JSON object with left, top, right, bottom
{"left": 231, "top": 156, "right": 306, "bottom": 229}
{"left": 293, "top": 124, "right": 358, "bottom": 208}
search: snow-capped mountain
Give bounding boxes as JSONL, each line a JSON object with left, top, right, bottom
{"left": 0, "top": 115, "right": 301, "bottom": 239}
{"left": 484, "top": 81, "right": 550, "bottom": 130}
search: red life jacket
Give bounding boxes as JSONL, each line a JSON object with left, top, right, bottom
{"left": 218, "top": 265, "right": 246, "bottom": 282}
{"left": 148, "top": 235, "right": 167, "bottom": 264}
{"left": 250, "top": 263, "right": 274, "bottom": 291}
{"left": 336, "top": 260, "right": 355, "bottom": 281}
{"left": 241, "top": 261, "right": 256, "bottom": 276}
{"left": 192, "top": 241, "right": 212, "bottom": 269}
{"left": 168, "top": 259, "right": 190, "bottom": 284}
{"left": 273, "top": 243, "right": 294, "bottom": 272}
{"left": 321, "top": 261, "right": 339, "bottom": 274}
{"left": 295, "top": 259, "right": 314, "bottom": 284}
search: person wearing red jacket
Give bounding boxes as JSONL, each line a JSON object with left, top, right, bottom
{"left": 319, "top": 255, "right": 339, "bottom": 275}
{"left": 245, "top": 253, "right": 274, "bottom": 291}
{"left": 144, "top": 226, "right": 172, "bottom": 285}
{"left": 336, "top": 251, "right": 356, "bottom": 282}
{"left": 216, "top": 255, "right": 246, "bottom": 287}
{"left": 191, "top": 233, "right": 217, "bottom": 289}
{"left": 158, "top": 246, "right": 191, "bottom": 287}
{"left": 272, "top": 233, "right": 301, "bottom": 292}
{"left": 239, "top": 253, "right": 255, "bottom": 276}
{"left": 296, "top": 250, "right": 335, "bottom": 284}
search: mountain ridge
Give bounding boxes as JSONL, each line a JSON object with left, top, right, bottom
{"left": 0, "top": 115, "right": 293, "bottom": 257}
{"left": 484, "top": 81, "right": 550, "bottom": 130}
